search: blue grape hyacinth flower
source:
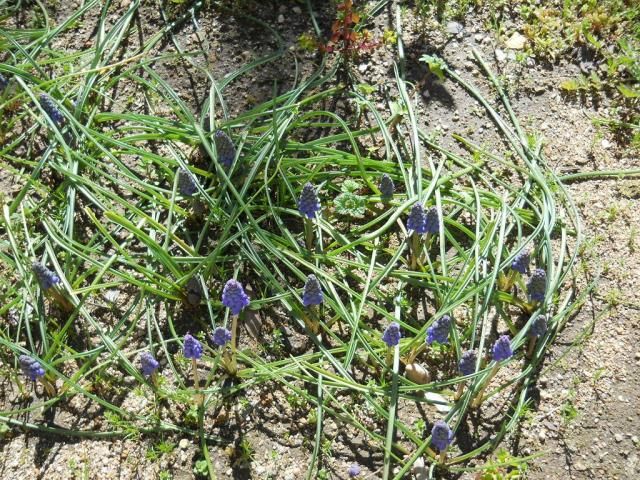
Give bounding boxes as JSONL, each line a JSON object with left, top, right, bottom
{"left": 382, "top": 322, "right": 401, "bottom": 347}
{"left": 511, "top": 249, "right": 530, "bottom": 274}
{"left": 430, "top": 420, "right": 453, "bottom": 451}
{"left": 407, "top": 202, "right": 428, "bottom": 234}
{"left": 222, "top": 279, "right": 250, "bottom": 316}
{"left": 140, "top": 352, "right": 159, "bottom": 377}
{"left": 19, "top": 355, "right": 45, "bottom": 381}
{"left": 39, "top": 93, "right": 65, "bottom": 126}
{"left": 527, "top": 268, "right": 547, "bottom": 302}
{"left": 347, "top": 464, "right": 361, "bottom": 477}
{"left": 183, "top": 334, "right": 203, "bottom": 360}
{"left": 302, "top": 274, "right": 323, "bottom": 307}
{"left": 32, "top": 262, "right": 60, "bottom": 291}
{"left": 298, "top": 182, "right": 321, "bottom": 219}
{"left": 426, "top": 315, "right": 451, "bottom": 345}
{"left": 379, "top": 174, "right": 394, "bottom": 199}
{"left": 459, "top": 350, "right": 477, "bottom": 376}
{"left": 424, "top": 206, "right": 440, "bottom": 234}
{"left": 492, "top": 335, "right": 513, "bottom": 362}
{"left": 178, "top": 167, "right": 198, "bottom": 196}
{"left": 0, "top": 73, "right": 8, "bottom": 92}
{"left": 529, "top": 315, "right": 548, "bottom": 338}
{"left": 213, "top": 130, "right": 236, "bottom": 168}
{"left": 211, "top": 327, "right": 232, "bottom": 347}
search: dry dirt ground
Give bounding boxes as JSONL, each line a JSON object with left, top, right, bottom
{"left": 1, "top": 1, "right": 639, "bottom": 479}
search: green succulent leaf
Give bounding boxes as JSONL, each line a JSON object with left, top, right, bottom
{"left": 334, "top": 192, "right": 366, "bottom": 218}
{"left": 341, "top": 179, "right": 362, "bottom": 193}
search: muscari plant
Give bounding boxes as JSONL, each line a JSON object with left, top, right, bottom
{"left": 302, "top": 274, "right": 323, "bottom": 334}
{"left": 31, "top": 262, "right": 73, "bottom": 311}
{"left": 379, "top": 173, "right": 394, "bottom": 203}
{"left": 298, "top": 182, "right": 322, "bottom": 250}
{"left": 140, "top": 352, "right": 160, "bottom": 387}
{"left": 0, "top": 3, "right": 584, "bottom": 478}
{"left": 213, "top": 129, "right": 236, "bottom": 169}
{"left": 18, "top": 355, "right": 56, "bottom": 397}
{"left": 183, "top": 334, "right": 203, "bottom": 404}
{"left": 406, "top": 203, "right": 439, "bottom": 270}
{"left": 472, "top": 335, "right": 514, "bottom": 408}
{"left": 221, "top": 279, "right": 250, "bottom": 375}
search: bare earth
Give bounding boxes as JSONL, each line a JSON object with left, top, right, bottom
{"left": 1, "top": 1, "right": 639, "bottom": 479}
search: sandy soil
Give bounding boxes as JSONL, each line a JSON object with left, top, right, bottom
{"left": 1, "top": 1, "right": 638, "bottom": 479}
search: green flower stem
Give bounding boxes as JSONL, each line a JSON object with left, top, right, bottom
{"left": 229, "top": 314, "right": 239, "bottom": 375}
{"left": 304, "top": 306, "right": 320, "bottom": 335}
{"left": 198, "top": 400, "right": 217, "bottom": 480}
{"left": 192, "top": 359, "right": 203, "bottom": 406}
{"left": 471, "top": 363, "right": 500, "bottom": 408}
{"left": 453, "top": 382, "right": 465, "bottom": 401}
{"left": 410, "top": 232, "right": 422, "bottom": 270}
{"left": 523, "top": 300, "right": 539, "bottom": 314}
{"left": 49, "top": 288, "right": 74, "bottom": 312}
{"left": 439, "top": 449, "right": 448, "bottom": 465}
{"left": 385, "top": 347, "right": 393, "bottom": 367}
{"left": 526, "top": 336, "right": 537, "bottom": 358}
{"left": 407, "top": 342, "right": 426, "bottom": 365}
{"left": 40, "top": 377, "right": 57, "bottom": 397}
{"left": 304, "top": 217, "right": 314, "bottom": 250}
{"left": 150, "top": 371, "right": 158, "bottom": 388}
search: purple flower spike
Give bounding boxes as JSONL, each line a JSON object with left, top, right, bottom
{"left": 511, "top": 249, "right": 530, "bottom": 274}
{"left": 183, "top": 334, "right": 203, "bottom": 360}
{"left": 424, "top": 206, "right": 440, "bottom": 234}
{"left": 430, "top": 420, "right": 453, "bottom": 451}
{"left": 407, "top": 202, "right": 428, "bottom": 234}
{"left": 211, "top": 327, "right": 232, "bottom": 347}
{"left": 222, "top": 279, "right": 250, "bottom": 316}
{"left": 527, "top": 268, "right": 547, "bottom": 302}
{"left": 492, "top": 335, "right": 513, "bottom": 362}
{"left": 214, "top": 130, "right": 236, "bottom": 168}
{"left": 302, "top": 274, "right": 323, "bottom": 307}
{"left": 0, "top": 73, "right": 8, "bottom": 92}
{"left": 529, "top": 315, "right": 548, "bottom": 338}
{"left": 382, "top": 322, "right": 401, "bottom": 347}
{"left": 19, "top": 355, "right": 45, "bottom": 381}
{"left": 298, "top": 182, "right": 321, "bottom": 219}
{"left": 426, "top": 315, "right": 451, "bottom": 345}
{"left": 178, "top": 167, "right": 198, "bottom": 196}
{"left": 347, "top": 464, "right": 361, "bottom": 477}
{"left": 379, "top": 174, "right": 394, "bottom": 199}
{"left": 459, "top": 350, "right": 477, "bottom": 376}
{"left": 140, "top": 352, "right": 159, "bottom": 377}
{"left": 39, "top": 93, "right": 65, "bottom": 126}
{"left": 32, "top": 262, "right": 61, "bottom": 291}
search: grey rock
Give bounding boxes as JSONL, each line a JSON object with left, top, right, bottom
{"left": 446, "top": 22, "right": 464, "bottom": 35}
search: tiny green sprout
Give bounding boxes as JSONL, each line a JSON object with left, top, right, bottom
{"left": 356, "top": 83, "right": 376, "bottom": 95}
{"left": 420, "top": 54, "right": 447, "bottom": 82}
{"left": 298, "top": 32, "right": 318, "bottom": 51}
{"left": 382, "top": 28, "right": 397, "bottom": 45}
{"left": 239, "top": 438, "right": 256, "bottom": 463}
{"left": 334, "top": 191, "right": 366, "bottom": 218}
{"left": 341, "top": 179, "right": 362, "bottom": 193}
{"left": 193, "top": 459, "right": 209, "bottom": 478}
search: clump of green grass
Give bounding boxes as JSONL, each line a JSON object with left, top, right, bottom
{"left": 0, "top": 2, "right": 584, "bottom": 479}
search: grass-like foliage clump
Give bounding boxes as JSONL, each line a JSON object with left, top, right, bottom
{"left": 0, "top": 1, "right": 583, "bottom": 478}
